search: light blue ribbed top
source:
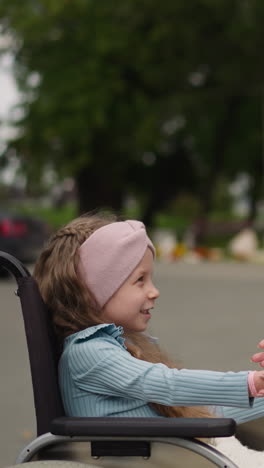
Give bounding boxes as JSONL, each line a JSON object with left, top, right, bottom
{"left": 59, "top": 323, "right": 264, "bottom": 424}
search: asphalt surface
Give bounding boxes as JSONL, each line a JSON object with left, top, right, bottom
{"left": 1, "top": 260, "right": 264, "bottom": 466}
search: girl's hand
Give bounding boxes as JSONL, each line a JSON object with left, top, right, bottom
{"left": 250, "top": 341, "right": 264, "bottom": 396}
{"left": 251, "top": 340, "right": 264, "bottom": 367}
{"left": 252, "top": 371, "right": 264, "bottom": 396}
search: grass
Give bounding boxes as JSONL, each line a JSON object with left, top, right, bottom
{"left": 9, "top": 201, "right": 253, "bottom": 249}
{"left": 13, "top": 202, "right": 78, "bottom": 230}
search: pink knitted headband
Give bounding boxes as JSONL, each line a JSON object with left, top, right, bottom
{"left": 78, "top": 220, "right": 155, "bottom": 307}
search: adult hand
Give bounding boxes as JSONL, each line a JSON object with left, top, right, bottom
{"left": 251, "top": 340, "right": 264, "bottom": 367}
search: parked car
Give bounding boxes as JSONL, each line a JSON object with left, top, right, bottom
{"left": 0, "top": 212, "right": 51, "bottom": 270}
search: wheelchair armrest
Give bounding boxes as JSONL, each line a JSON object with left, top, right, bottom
{"left": 51, "top": 416, "right": 236, "bottom": 438}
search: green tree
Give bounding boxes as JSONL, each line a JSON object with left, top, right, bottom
{"left": 1, "top": 0, "right": 264, "bottom": 226}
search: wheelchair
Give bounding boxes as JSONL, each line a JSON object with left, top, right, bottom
{"left": 0, "top": 250, "right": 239, "bottom": 467}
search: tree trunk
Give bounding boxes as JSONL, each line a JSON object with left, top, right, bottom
{"left": 195, "top": 96, "right": 243, "bottom": 244}
{"left": 247, "top": 157, "right": 263, "bottom": 224}
{"left": 142, "top": 146, "right": 197, "bottom": 227}
{"left": 75, "top": 165, "right": 123, "bottom": 215}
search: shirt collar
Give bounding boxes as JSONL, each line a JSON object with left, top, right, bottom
{"left": 64, "top": 323, "right": 126, "bottom": 349}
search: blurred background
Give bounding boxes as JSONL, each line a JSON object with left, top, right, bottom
{"left": 2, "top": 3, "right": 264, "bottom": 466}
{"left": 1, "top": 1, "right": 264, "bottom": 263}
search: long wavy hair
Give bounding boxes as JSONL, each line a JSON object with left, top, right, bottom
{"left": 33, "top": 212, "right": 212, "bottom": 419}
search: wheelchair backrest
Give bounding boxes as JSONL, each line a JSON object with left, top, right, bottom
{"left": 0, "top": 251, "right": 65, "bottom": 436}
{"left": 17, "top": 276, "right": 65, "bottom": 436}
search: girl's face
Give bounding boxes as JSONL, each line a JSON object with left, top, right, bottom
{"left": 102, "top": 248, "right": 159, "bottom": 332}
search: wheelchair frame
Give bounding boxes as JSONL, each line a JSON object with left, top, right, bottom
{"left": 0, "top": 250, "right": 238, "bottom": 467}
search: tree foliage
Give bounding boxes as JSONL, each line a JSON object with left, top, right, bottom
{"left": 1, "top": 0, "right": 264, "bottom": 223}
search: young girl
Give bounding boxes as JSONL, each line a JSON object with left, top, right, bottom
{"left": 34, "top": 212, "right": 264, "bottom": 467}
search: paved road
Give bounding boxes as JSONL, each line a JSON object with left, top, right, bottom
{"left": 1, "top": 261, "right": 264, "bottom": 466}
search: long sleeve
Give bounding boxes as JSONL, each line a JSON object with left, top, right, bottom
{"left": 66, "top": 336, "right": 251, "bottom": 409}
{"left": 216, "top": 397, "right": 264, "bottom": 424}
